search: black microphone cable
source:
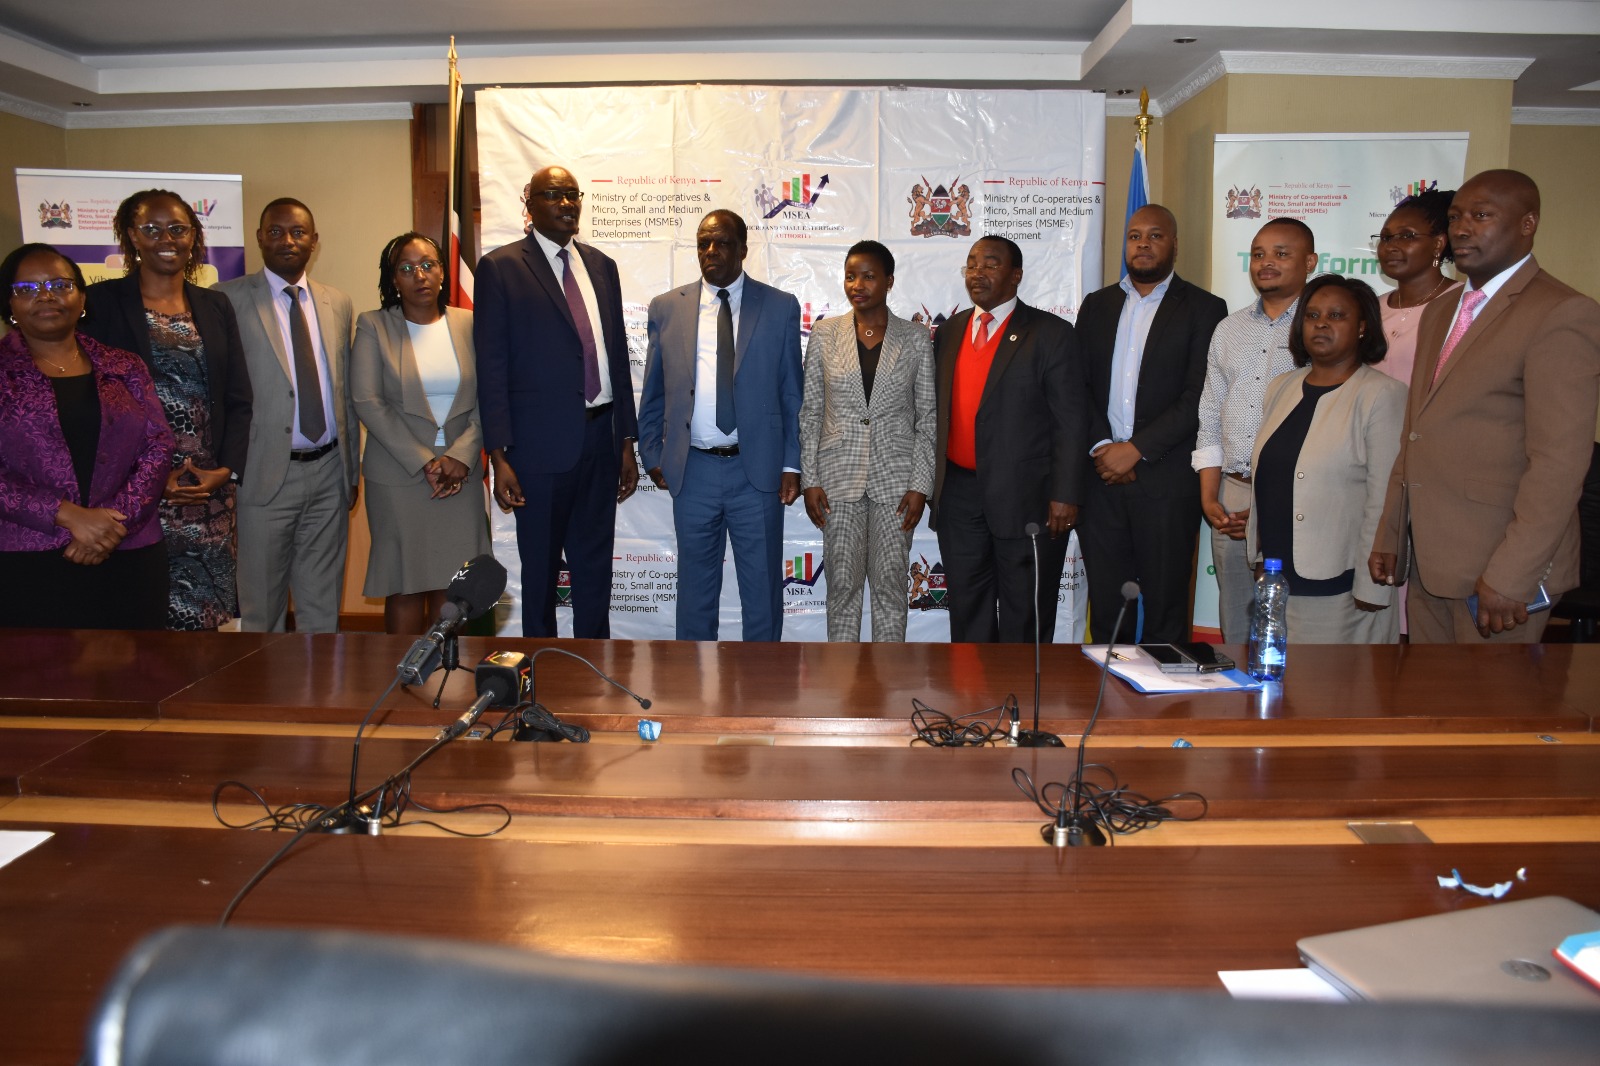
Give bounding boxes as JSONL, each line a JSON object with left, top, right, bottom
{"left": 909, "top": 693, "right": 1019, "bottom": 747}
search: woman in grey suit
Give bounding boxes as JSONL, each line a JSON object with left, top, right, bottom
{"left": 1247, "top": 275, "right": 1406, "bottom": 643}
{"left": 352, "top": 232, "right": 491, "bottom": 634}
{"left": 799, "top": 241, "right": 936, "bottom": 641}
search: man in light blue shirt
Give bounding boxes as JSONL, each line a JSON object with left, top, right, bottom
{"left": 1077, "top": 205, "right": 1227, "bottom": 642}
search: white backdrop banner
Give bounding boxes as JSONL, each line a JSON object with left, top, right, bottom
{"left": 1195, "top": 132, "right": 1469, "bottom": 628}
{"left": 477, "top": 86, "right": 1105, "bottom": 640}
{"left": 15, "top": 168, "right": 247, "bottom": 283}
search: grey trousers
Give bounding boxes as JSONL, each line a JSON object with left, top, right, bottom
{"left": 823, "top": 496, "right": 913, "bottom": 642}
{"left": 237, "top": 450, "right": 349, "bottom": 633}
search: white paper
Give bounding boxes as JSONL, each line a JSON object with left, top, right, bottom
{"left": 0, "top": 830, "right": 53, "bottom": 870}
{"left": 1080, "top": 645, "right": 1262, "bottom": 693}
{"left": 1218, "top": 968, "right": 1348, "bottom": 1002}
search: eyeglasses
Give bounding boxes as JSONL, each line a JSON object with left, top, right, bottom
{"left": 531, "top": 188, "right": 584, "bottom": 204}
{"left": 135, "top": 223, "right": 194, "bottom": 240}
{"left": 1370, "top": 230, "right": 1433, "bottom": 250}
{"left": 11, "top": 278, "right": 78, "bottom": 300}
{"left": 396, "top": 260, "right": 441, "bottom": 277}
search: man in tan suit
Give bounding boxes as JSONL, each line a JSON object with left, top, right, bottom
{"left": 1370, "top": 170, "right": 1600, "bottom": 642}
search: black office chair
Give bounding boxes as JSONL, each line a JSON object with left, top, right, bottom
{"left": 83, "top": 926, "right": 1599, "bottom": 1066}
{"left": 1551, "top": 441, "right": 1600, "bottom": 641}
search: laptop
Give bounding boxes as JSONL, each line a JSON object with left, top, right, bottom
{"left": 1297, "top": 896, "right": 1600, "bottom": 1009}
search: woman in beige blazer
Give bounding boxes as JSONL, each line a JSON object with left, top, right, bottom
{"left": 351, "top": 232, "right": 490, "bottom": 634}
{"left": 799, "top": 241, "right": 936, "bottom": 641}
{"left": 1247, "top": 275, "right": 1406, "bottom": 643}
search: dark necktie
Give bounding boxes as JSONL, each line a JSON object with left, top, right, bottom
{"left": 716, "top": 288, "right": 736, "bottom": 434}
{"left": 285, "top": 285, "right": 326, "bottom": 442}
{"left": 556, "top": 247, "right": 602, "bottom": 403}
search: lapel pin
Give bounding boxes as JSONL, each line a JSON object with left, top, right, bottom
{"left": 1008, "top": 334, "right": 1018, "bottom": 342}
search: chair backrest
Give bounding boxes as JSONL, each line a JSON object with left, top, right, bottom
{"left": 84, "top": 925, "right": 1600, "bottom": 1066}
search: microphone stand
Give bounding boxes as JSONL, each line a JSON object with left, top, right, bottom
{"left": 431, "top": 632, "right": 461, "bottom": 709}
{"left": 1016, "top": 523, "right": 1063, "bottom": 747}
{"left": 512, "top": 646, "right": 652, "bottom": 743}
{"left": 1052, "top": 584, "right": 1139, "bottom": 847}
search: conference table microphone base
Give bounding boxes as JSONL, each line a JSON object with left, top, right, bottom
{"left": 1042, "top": 808, "right": 1108, "bottom": 847}
{"left": 1016, "top": 730, "right": 1064, "bottom": 748}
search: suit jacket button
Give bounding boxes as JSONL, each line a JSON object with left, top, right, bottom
{"left": 1409, "top": 431, "right": 1419, "bottom": 441}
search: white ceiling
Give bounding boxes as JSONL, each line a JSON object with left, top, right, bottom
{"left": 0, "top": 0, "right": 1596, "bottom": 126}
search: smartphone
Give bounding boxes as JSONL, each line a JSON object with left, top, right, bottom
{"left": 1139, "top": 643, "right": 1198, "bottom": 673}
{"left": 1465, "top": 583, "right": 1552, "bottom": 621}
{"left": 1172, "top": 641, "right": 1236, "bottom": 673}
{"left": 1140, "top": 643, "right": 1236, "bottom": 674}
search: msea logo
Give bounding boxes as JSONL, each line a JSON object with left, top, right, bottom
{"left": 800, "top": 302, "right": 834, "bottom": 341}
{"left": 784, "top": 552, "right": 823, "bottom": 589}
{"left": 756, "top": 174, "right": 830, "bottom": 219}
{"left": 192, "top": 198, "right": 219, "bottom": 218}
{"left": 1390, "top": 180, "right": 1439, "bottom": 203}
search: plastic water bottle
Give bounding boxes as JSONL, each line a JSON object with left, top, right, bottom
{"left": 1247, "top": 559, "right": 1289, "bottom": 682}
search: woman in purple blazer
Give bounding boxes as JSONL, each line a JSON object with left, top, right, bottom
{"left": 0, "top": 243, "right": 174, "bottom": 629}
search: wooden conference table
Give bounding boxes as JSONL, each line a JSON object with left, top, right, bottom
{"left": 1, "top": 632, "right": 1598, "bottom": 1063}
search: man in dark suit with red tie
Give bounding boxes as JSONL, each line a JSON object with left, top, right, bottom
{"left": 475, "top": 165, "right": 640, "bottom": 638}
{"left": 929, "top": 235, "right": 1086, "bottom": 643}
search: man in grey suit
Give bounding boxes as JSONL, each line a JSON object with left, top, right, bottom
{"left": 216, "top": 198, "right": 358, "bottom": 632}
{"left": 638, "top": 209, "right": 804, "bottom": 641}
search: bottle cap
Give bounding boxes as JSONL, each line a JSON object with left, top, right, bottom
{"left": 1263, "top": 558, "right": 1283, "bottom": 573}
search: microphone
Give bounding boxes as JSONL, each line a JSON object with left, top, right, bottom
{"left": 437, "top": 651, "right": 531, "bottom": 741}
{"left": 512, "top": 646, "right": 652, "bottom": 743}
{"left": 397, "top": 555, "right": 508, "bottom": 686}
{"left": 1053, "top": 579, "right": 1140, "bottom": 847}
{"left": 1016, "top": 522, "right": 1063, "bottom": 747}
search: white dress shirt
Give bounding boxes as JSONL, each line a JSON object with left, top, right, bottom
{"left": 690, "top": 273, "right": 745, "bottom": 449}
{"left": 268, "top": 272, "right": 337, "bottom": 449}
{"left": 530, "top": 229, "right": 613, "bottom": 408}
{"left": 1093, "top": 271, "right": 1173, "bottom": 453}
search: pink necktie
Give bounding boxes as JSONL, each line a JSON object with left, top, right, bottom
{"left": 1431, "top": 289, "right": 1487, "bottom": 386}
{"left": 975, "top": 311, "right": 994, "bottom": 346}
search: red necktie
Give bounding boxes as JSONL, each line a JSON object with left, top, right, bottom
{"left": 975, "top": 311, "right": 994, "bottom": 346}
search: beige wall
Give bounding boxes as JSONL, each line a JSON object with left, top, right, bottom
{"left": 1156, "top": 78, "right": 1229, "bottom": 286}
{"left": 0, "top": 112, "right": 67, "bottom": 252}
{"left": 1098, "top": 75, "right": 1517, "bottom": 292}
{"left": 62, "top": 120, "right": 411, "bottom": 312}
{"left": 1510, "top": 124, "right": 1600, "bottom": 303}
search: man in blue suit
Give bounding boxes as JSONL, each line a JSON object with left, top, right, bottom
{"left": 638, "top": 209, "right": 803, "bottom": 641}
{"left": 475, "top": 165, "right": 640, "bottom": 638}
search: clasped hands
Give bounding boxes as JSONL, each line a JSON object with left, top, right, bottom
{"left": 424, "top": 455, "right": 471, "bottom": 499}
{"left": 164, "top": 459, "right": 230, "bottom": 505}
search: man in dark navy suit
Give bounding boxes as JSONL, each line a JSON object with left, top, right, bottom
{"left": 475, "top": 165, "right": 639, "bottom": 637}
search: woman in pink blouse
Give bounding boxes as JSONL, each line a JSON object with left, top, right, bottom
{"left": 1375, "top": 189, "right": 1462, "bottom": 387}
{"left": 0, "top": 243, "right": 173, "bottom": 629}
